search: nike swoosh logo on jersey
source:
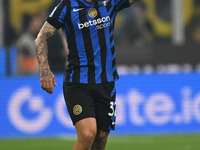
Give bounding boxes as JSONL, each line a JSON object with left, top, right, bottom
{"left": 73, "top": 8, "right": 84, "bottom": 12}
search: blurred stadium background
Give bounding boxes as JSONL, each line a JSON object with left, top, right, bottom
{"left": 1, "top": 0, "right": 200, "bottom": 149}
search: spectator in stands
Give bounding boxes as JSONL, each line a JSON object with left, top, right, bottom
{"left": 16, "top": 10, "right": 68, "bottom": 75}
{"left": 114, "top": 2, "right": 154, "bottom": 46}
{"left": 16, "top": 14, "right": 42, "bottom": 75}
{"left": 128, "top": 3, "right": 154, "bottom": 44}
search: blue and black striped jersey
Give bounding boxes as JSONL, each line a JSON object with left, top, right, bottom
{"left": 47, "top": 0, "right": 131, "bottom": 84}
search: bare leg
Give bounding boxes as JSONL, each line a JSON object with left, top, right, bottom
{"left": 73, "top": 118, "right": 97, "bottom": 150}
{"left": 91, "top": 130, "right": 110, "bottom": 150}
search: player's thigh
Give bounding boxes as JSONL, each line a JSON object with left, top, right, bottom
{"left": 63, "top": 82, "right": 96, "bottom": 126}
{"left": 75, "top": 118, "right": 97, "bottom": 140}
{"left": 95, "top": 82, "right": 116, "bottom": 131}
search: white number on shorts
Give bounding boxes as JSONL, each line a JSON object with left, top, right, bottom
{"left": 108, "top": 101, "right": 116, "bottom": 125}
{"left": 108, "top": 101, "right": 116, "bottom": 117}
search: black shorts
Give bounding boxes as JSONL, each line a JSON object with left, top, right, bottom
{"left": 63, "top": 82, "right": 116, "bottom": 131}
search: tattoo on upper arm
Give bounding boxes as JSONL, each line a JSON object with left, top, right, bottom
{"left": 45, "top": 25, "right": 57, "bottom": 39}
{"left": 35, "top": 22, "right": 57, "bottom": 70}
{"left": 40, "top": 22, "right": 57, "bottom": 38}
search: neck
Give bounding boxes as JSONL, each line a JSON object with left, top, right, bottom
{"left": 85, "top": 0, "right": 98, "bottom": 3}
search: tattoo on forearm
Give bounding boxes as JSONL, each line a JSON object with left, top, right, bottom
{"left": 40, "top": 68, "right": 53, "bottom": 79}
{"left": 35, "top": 22, "right": 56, "bottom": 73}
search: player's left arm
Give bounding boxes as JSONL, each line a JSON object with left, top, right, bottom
{"left": 129, "top": 0, "right": 140, "bottom": 5}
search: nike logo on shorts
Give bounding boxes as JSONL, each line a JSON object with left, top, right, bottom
{"left": 73, "top": 8, "right": 84, "bottom": 12}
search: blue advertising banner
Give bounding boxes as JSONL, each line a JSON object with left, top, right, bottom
{"left": 1, "top": 74, "right": 200, "bottom": 138}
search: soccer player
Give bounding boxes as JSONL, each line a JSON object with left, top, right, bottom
{"left": 35, "top": 0, "right": 139, "bottom": 149}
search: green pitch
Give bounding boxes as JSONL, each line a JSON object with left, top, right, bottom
{"left": 0, "top": 134, "right": 200, "bottom": 150}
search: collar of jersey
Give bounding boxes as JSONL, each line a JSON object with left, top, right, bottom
{"left": 78, "top": 0, "right": 107, "bottom": 7}
{"left": 79, "top": 0, "right": 95, "bottom": 7}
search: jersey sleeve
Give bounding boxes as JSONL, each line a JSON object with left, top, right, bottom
{"left": 115, "top": 0, "right": 131, "bottom": 12}
{"left": 47, "top": 0, "right": 67, "bottom": 30}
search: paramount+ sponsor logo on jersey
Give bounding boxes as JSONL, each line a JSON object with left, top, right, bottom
{"left": 78, "top": 16, "right": 111, "bottom": 30}
{"left": 78, "top": 8, "right": 110, "bottom": 30}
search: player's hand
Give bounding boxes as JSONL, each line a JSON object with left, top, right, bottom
{"left": 40, "top": 68, "right": 57, "bottom": 94}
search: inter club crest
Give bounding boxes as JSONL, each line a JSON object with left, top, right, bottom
{"left": 88, "top": 8, "right": 98, "bottom": 18}
{"left": 73, "top": 105, "right": 82, "bottom": 115}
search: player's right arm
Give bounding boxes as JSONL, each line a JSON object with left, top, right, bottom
{"left": 34, "top": 22, "right": 57, "bottom": 94}
{"left": 116, "top": 0, "right": 140, "bottom": 12}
